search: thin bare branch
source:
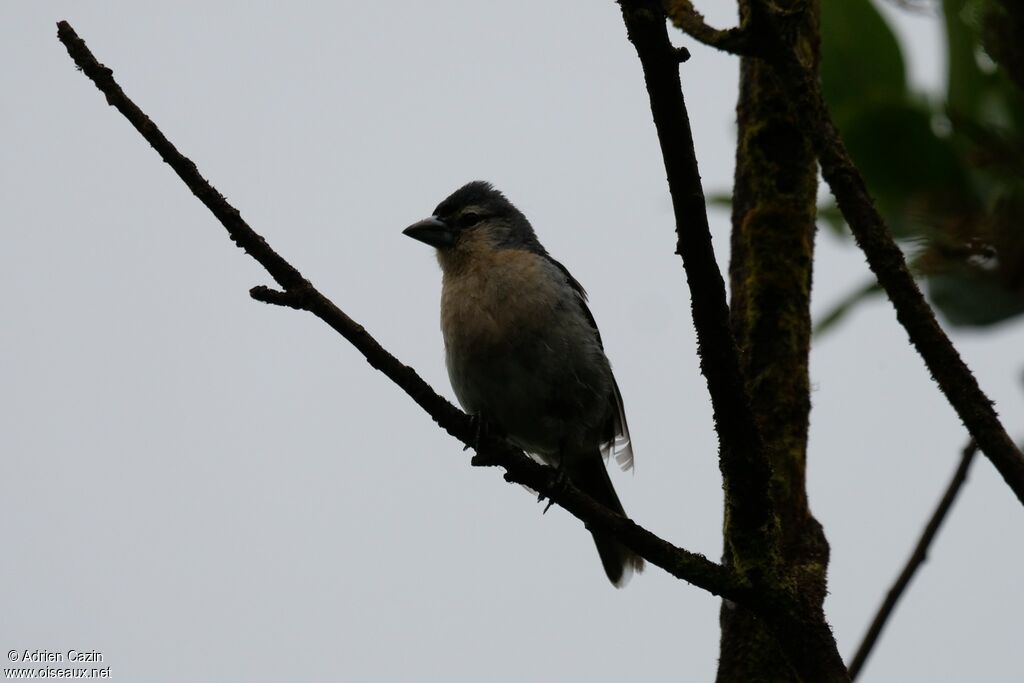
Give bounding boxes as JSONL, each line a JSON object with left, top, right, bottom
{"left": 618, "top": 0, "right": 776, "bottom": 564}
{"left": 664, "top": 1, "right": 758, "bottom": 55}
{"left": 55, "top": 19, "right": 749, "bottom": 604}
{"left": 847, "top": 442, "right": 978, "bottom": 680}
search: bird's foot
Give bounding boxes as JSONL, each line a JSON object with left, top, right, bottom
{"left": 538, "top": 464, "right": 569, "bottom": 514}
{"left": 463, "top": 413, "right": 487, "bottom": 452}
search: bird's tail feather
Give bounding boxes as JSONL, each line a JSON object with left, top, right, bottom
{"left": 568, "top": 454, "right": 644, "bottom": 587}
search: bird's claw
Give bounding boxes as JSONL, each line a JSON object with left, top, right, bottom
{"left": 463, "top": 414, "right": 487, "bottom": 452}
{"left": 538, "top": 467, "right": 569, "bottom": 514}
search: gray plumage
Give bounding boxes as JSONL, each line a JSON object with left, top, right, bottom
{"left": 404, "top": 181, "right": 642, "bottom": 586}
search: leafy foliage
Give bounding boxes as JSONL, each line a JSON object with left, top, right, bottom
{"left": 819, "top": 0, "right": 1024, "bottom": 328}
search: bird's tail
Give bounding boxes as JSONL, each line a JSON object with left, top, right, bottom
{"left": 568, "top": 453, "right": 644, "bottom": 587}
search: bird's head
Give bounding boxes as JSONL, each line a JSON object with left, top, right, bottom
{"left": 403, "top": 181, "right": 543, "bottom": 270}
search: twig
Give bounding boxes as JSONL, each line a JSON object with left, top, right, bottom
{"left": 617, "top": 0, "right": 776, "bottom": 563}
{"left": 762, "top": 23, "right": 1024, "bottom": 506}
{"left": 55, "top": 19, "right": 750, "bottom": 603}
{"left": 664, "top": 0, "right": 759, "bottom": 55}
{"left": 847, "top": 442, "right": 979, "bottom": 680}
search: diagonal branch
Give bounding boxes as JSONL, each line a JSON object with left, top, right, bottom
{"left": 847, "top": 441, "right": 978, "bottom": 680}
{"left": 757, "top": 14, "right": 1024, "bottom": 506}
{"left": 55, "top": 19, "right": 749, "bottom": 604}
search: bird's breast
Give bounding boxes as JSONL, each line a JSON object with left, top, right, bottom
{"left": 437, "top": 244, "right": 613, "bottom": 457}
{"left": 440, "top": 248, "right": 559, "bottom": 356}
{"left": 439, "top": 246, "right": 573, "bottom": 426}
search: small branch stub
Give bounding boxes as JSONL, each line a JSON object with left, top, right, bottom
{"left": 250, "top": 285, "right": 309, "bottom": 310}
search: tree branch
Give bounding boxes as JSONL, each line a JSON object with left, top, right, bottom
{"left": 847, "top": 442, "right": 978, "bottom": 680}
{"left": 618, "top": 4, "right": 849, "bottom": 680}
{"left": 55, "top": 19, "right": 750, "bottom": 605}
{"left": 757, "top": 13, "right": 1024, "bottom": 506}
{"left": 618, "top": 0, "right": 777, "bottom": 567}
{"left": 663, "top": 0, "right": 759, "bottom": 55}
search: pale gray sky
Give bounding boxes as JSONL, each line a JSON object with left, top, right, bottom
{"left": 2, "top": 2, "right": 1022, "bottom": 681}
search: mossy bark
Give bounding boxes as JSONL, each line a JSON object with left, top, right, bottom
{"left": 717, "top": 2, "right": 830, "bottom": 681}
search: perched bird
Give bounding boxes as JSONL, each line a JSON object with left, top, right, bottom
{"left": 403, "top": 181, "right": 643, "bottom": 586}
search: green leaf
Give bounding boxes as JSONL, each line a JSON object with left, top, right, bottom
{"left": 814, "top": 279, "right": 882, "bottom": 336}
{"left": 945, "top": 0, "right": 1024, "bottom": 133}
{"left": 706, "top": 192, "right": 732, "bottom": 210}
{"left": 976, "top": 0, "right": 1024, "bottom": 96}
{"left": 927, "top": 271, "right": 1024, "bottom": 326}
{"left": 817, "top": 201, "right": 847, "bottom": 236}
{"left": 945, "top": 0, "right": 992, "bottom": 119}
{"left": 840, "top": 101, "right": 974, "bottom": 236}
{"left": 822, "top": 0, "right": 908, "bottom": 129}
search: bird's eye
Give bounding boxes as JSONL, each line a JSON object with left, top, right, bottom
{"left": 458, "top": 212, "right": 482, "bottom": 228}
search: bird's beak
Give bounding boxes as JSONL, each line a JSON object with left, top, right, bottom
{"left": 402, "top": 216, "right": 456, "bottom": 248}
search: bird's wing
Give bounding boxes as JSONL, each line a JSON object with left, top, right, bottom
{"left": 544, "top": 256, "right": 634, "bottom": 472}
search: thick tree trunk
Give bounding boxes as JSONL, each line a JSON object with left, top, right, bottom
{"left": 718, "top": 2, "right": 830, "bottom": 681}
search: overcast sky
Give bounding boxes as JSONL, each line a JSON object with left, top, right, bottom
{"left": 3, "top": 2, "right": 1023, "bottom": 681}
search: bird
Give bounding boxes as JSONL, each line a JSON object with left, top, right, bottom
{"left": 402, "top": 180, "right": 643, "bottom": 586}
